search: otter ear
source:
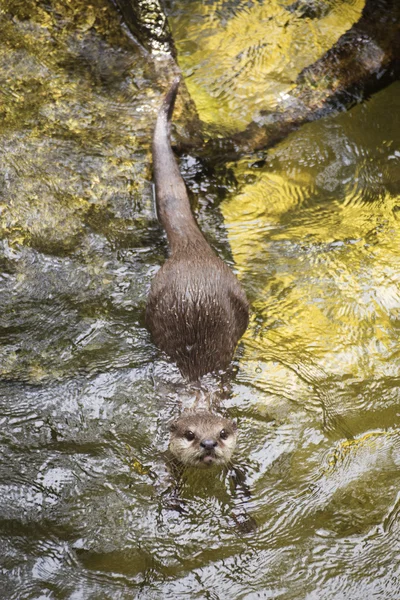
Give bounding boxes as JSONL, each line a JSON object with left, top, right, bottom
{"left": 232, "top": 419, "right": 238, "bottom": 431}
{"left": 169, "top": 422, "right": 178, "bottom": 433}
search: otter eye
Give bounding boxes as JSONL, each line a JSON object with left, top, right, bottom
{"left": 220, "top": 429, "right": 229, "bottom": 440}
{"left": 184, "top": 430, "right": 195, "bottom": 441}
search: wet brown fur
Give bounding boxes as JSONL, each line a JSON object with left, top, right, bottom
{"left": 146, "top": 79, "right": 249, "bottom": 382}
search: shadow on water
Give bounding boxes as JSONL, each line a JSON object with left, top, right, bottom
{"left": 0, "top": 0, "right": 400, "bottom": 598}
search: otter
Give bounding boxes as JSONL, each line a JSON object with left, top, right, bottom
{"left": 146, "top": 78, "right": 249, "bottom": 467}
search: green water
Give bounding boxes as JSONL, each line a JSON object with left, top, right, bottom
{"left": 0, "top": 0, "right": 399, "bottom": 598}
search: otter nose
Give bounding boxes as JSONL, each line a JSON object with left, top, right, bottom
{"left": 200, "top": 439, "right": 217, "bottom": 450}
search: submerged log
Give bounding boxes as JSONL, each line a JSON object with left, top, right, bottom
{"left": 112, "top": 0, "right": 204, "bottom": 147}
{"left": 112, "top": 0, "right": 176, "bottom": 57}
{"left": 224, "top": 0, "right": 400, "bottom": 156}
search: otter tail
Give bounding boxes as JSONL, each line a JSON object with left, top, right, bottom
{"left": 152, "top": 78, "right": 203, "bottom": 253}
{"left": 159, "top": 77, "right": 180, "bottom": 127}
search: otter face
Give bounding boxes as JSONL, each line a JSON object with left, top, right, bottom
{"left": 169, "top": 412, "right": 237, "bottom": 468}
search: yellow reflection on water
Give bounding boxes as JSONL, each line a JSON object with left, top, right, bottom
{"left": 170, "top": 0, "right": 363, "bottom": 130}
{"left": 223, "top": 158, "right": 400, "bottom": 383}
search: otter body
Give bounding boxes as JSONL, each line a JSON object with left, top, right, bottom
{"left": 146, "top": 79, "right": 249, "bottom": 382}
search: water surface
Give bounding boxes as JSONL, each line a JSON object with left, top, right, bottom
{"left": 1, "top": 0, "right": 400, "bottom": 598}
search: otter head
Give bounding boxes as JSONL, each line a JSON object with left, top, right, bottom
{"left": 169, "top": 411, "right": 237, "bottom": 468}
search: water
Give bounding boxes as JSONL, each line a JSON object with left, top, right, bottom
{"left": 1, "top": 0, "right": 400, "bottom": 598}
